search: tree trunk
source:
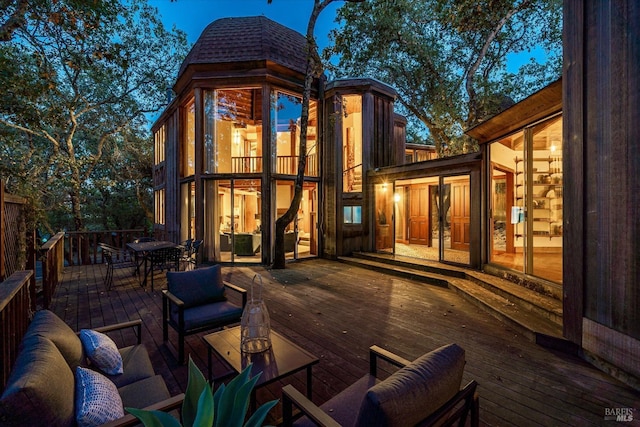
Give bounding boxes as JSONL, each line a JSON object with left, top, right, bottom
{"left": 272, "top": 0, "right": 329, "bottom": 269}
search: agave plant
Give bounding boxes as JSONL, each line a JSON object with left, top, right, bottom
{"left": 127, "top": 357, "right": 278, "bottom": 427}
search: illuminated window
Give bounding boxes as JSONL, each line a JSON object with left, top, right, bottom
{"left": 183, "top": 99, "right": 195, "bottom": 176}
{"left": 272, "top": 91, "right": 318, "bottom": 176}
{"left": 154, "top": 125, "right": 165, "bottom": 165}
{"left": 342, "top": 94, "right": 363, "bottom": 192}
{"left": 154, "top": 189, "right": 165, "bottom": 225}
{"left": 204, "top": 88, "right": 262, "bottom": 174}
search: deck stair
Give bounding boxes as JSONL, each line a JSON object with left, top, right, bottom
{"left": 338, "top": 252, "right": 566, "bottom": 347}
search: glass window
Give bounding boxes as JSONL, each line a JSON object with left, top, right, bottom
{"left": 344, "top": 206, "right": 362, "bottom": 224}
{"left": 272, "top": 92, "right": 318, "bottom": 176}
{"left": 154, "top": 125, "right": 165, "bottom": 165}
{"left": 154, "top": 188, "right": 165, "bottom": 225}
{"left": 183, "top": 99, "right": 195, "bottom": 177}
{"left": 204, "top": 88, "right": 262, "bottom": 174}
{"left": 342, "top": 94, "right": 363, "bottom": 192}
{"left": 181, "top": 182, "right": 195, "bottom": 242}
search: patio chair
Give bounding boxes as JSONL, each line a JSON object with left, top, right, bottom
{"left": 282, "top": 344, "right": 479, "bottom": 427}
{"left": 180, "top": 239, "right": 202, "bottom": 270}
{"left": 162, "top": 265, "right": 247, "bottom": 364}
{"left": 99, "top": 243, "right": 137, "bottom": 291}
{"left": 148, "top": 246, "right": 182, "bottom": 291}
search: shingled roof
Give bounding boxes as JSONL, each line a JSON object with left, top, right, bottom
{"left": 177, "top": 16, "right": 309, "bottom": 78}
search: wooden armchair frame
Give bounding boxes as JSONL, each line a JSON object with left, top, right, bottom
{"left": 162, "top": 281, "right": 247, "bottom": 364}
{"left": 282, "top": 345, "right": 479, "bottom": 427}
{"left": 85, "top": 319, "right": 185, "bottom": 427}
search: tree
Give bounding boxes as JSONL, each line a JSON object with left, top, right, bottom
{"left": 0, "top": 0, "right": 189, "bottom": 232}
{"left": 270, "top": 0, "right": 364, "bottom": 269}
{"left": 326, "top": 0, "right": 562, "bottom": 156}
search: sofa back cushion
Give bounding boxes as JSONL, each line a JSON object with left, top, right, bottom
{"left": 0, "top": 335, "right": 75, "bottom": 427}
{"left": 354, "top": 343, "right": 465, "bottom": 427}
{"left": 167, "top": 265, "right": 226, "bottom": 309}
{"left": 25, "top": 309, "right": 84, "bottom": 368}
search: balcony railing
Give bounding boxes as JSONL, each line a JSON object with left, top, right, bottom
{"left": 64, "top": 229, "right": 147, "bottom": 266}
{"left": 229, "top": 154, "right": 318, "bottom": 176}
{"left": 40, "top": 232, "right": 64, "bottom": 309}
{"left": 0, "top": 270, "right": 33, "bottom": 390}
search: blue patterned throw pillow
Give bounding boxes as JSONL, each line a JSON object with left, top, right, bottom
{"left": 75, "top": 367, "right": 124, "bottom": 427}
{"left": 79, "top": 329, "right": 123, "bottom": 375}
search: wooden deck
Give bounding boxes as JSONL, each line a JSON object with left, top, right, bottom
{"left": 50, "top": 259, "right": 639, "bottom": 426}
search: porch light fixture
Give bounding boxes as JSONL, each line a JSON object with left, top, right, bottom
{"left": 394, "top": 193, "right": 401, "bottom": 203}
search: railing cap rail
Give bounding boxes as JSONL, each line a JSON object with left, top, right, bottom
{"left": 40, "top": 231, "right": 65, "bottom": 251}
{"left": 0, "top": 270, "right": 33, "bottom": 312}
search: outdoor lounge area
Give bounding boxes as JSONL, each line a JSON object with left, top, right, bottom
{"left": 29, "top": 259, "right": 639, "bottom": 425}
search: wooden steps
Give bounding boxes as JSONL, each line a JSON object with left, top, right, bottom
{"left": 338, "top": 253, "right": 567, "bottom": 348}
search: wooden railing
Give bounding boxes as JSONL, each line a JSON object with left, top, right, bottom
{"left": 0, "top": 270, "right": 34, "bottom": 391}
{"left": 276, "top": 154, "right": 318, "bottom": 176}
{"left": 40, "top": 232, "right": 65, "bottom": 309}
{"left": 65, "top": 229, "right": 147, "bottom": 266}
{"left": 232, "top": 156, "right": 263, "bottom": 173}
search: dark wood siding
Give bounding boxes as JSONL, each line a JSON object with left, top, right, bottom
{"left": 564, "top": 0, "right": 640, "bottom": 378}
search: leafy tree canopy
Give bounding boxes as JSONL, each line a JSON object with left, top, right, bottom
{"left": 326, "top": 0, "right": 562, "bottom": 156}
{"left": 0, "top": 0, "right": 189, "bottom": 233}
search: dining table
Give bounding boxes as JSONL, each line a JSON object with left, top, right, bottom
{"left": 126, "top": 240, "right": 182, "bottom": 288}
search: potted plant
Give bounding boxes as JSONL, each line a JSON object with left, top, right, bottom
{"left": 127, "top": 357, "right": 278, "bottom": 427}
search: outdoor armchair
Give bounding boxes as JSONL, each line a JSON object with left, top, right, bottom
{"left": 162, "top": 265, "right": 247, "bottom": 364}
{"left": 148, "top": 246, "right": 182, "bottom": 291}
{"left": 282, "top": 344, "right": 479, "bottom": 427}
{"left": 99, "top": 243, "right": 137, "bottom": 290}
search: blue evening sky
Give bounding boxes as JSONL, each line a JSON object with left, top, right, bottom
{"left": 148, "top": 0, "right": 544, "bottom": 82}
{"left": 149, "top": 0, "right": 340, "bottom": 49}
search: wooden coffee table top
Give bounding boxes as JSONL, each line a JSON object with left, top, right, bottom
{"left": 203, "top": 326, "right": 318, "bottom": 387}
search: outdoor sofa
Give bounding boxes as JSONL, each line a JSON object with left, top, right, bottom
{"left": 0, "top": 309, "right": 182, "bottom": 426}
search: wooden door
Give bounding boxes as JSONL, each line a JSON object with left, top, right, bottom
{"left": 409, "top": 185, "right": 429, "bottom": 245}
{"left": 450, "top": 180, "right": 471, "bottom": 250}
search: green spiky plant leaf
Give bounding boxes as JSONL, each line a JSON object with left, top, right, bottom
{"left": 126, "top": 356, "right": 277, "bottom": 427}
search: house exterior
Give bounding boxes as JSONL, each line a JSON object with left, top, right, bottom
{"left": 151, "top": 17, "right": 406, "bottom": 265}
{"left": 153, "top": 9, "right": 639, "bottom": 387}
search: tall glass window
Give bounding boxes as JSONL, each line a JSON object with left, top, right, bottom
{"left": 342, "top": 94, "right": 362, "bottom": 192}
{"left": 183, "top": 99, "right": 195, "bottom": 177}
{"left": 181, "top": 182, "right": 195, "bottom": 243}
{"left": 154, "top": 125, "right": 165, "bottom": 165}
{"left": 272, "top": 92, "right": 318, "bottom": 176}
{"left": 204, "top": 88, "right": 262, "bottom": 174}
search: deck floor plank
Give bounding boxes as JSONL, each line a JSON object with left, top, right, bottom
{"left": 49, "top": 259, "right": 640, "bottom": 426}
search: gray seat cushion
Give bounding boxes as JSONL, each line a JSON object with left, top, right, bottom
{"left": 354, "top": 343, "right": 466, "bottom": 427}
{"left": 118, "top": 375, "right": 171, "bottom": 409}
{"left": 294, "top": 374, "right": 379, "bottom": 427}
{"left": 106, "top": 344, "right": 156, "bottom": 388}
{"left": 24, "top": 309, "right": 84, "bottom": 368}
{"left": 174, "top": 300, "right": 243, "bottom": 331}
{"left": 0, "top": 335, "right": 75, "bottom": 427}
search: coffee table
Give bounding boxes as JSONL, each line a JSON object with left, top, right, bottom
{"left": 203, "top": 326, "right": 319, "bottom": 403}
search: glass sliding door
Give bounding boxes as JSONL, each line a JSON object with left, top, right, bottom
{"left": 205, "top": 179, "right": 262, "bottom": 263}
{"left": 275, "top": 180, "right": 318, "bottom": 260}
{"left": 529, "top": 116, "right": 563, "bottom": 283}
{"left": 488, "top": 115, "right": 563, "bottom": 284}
